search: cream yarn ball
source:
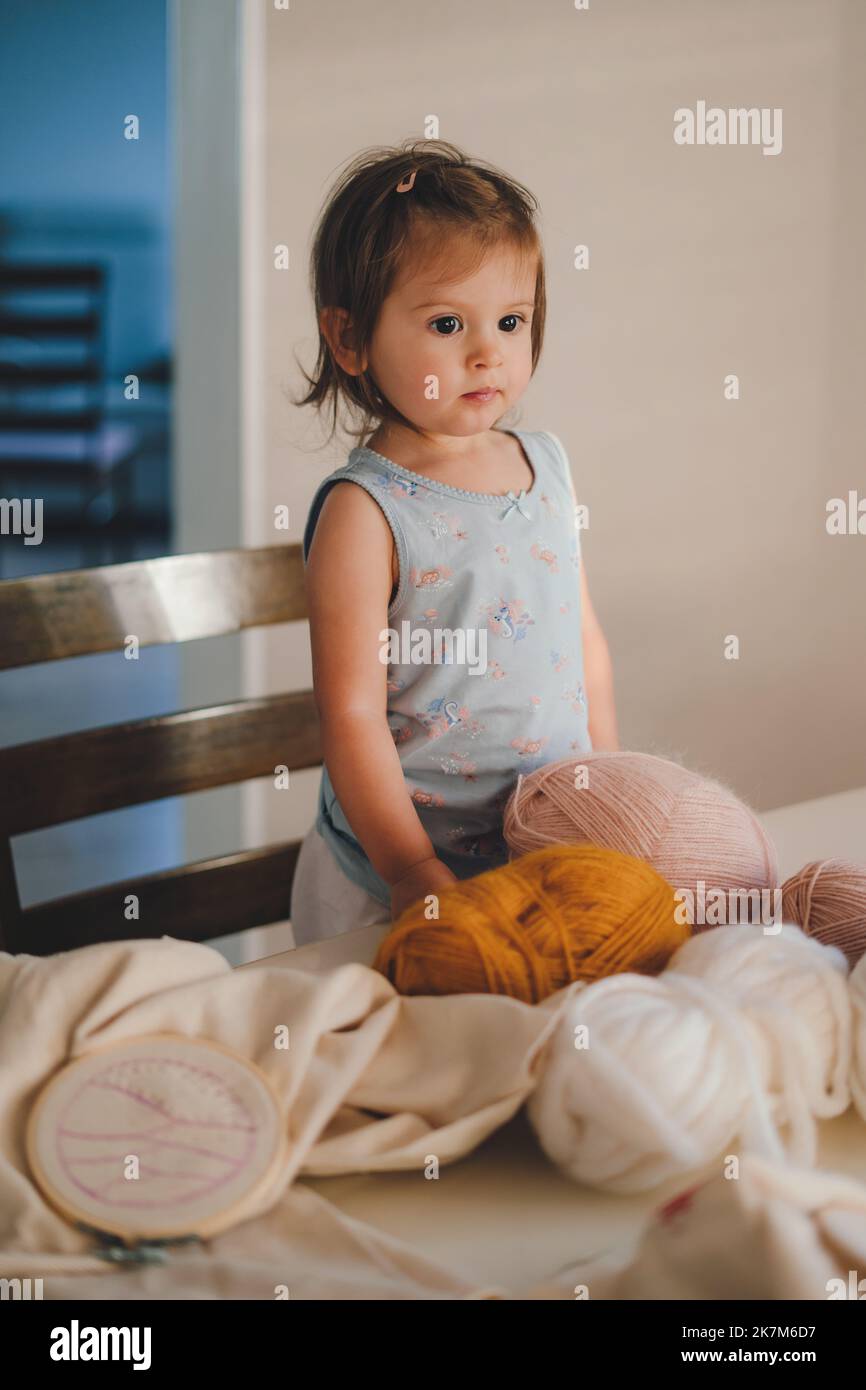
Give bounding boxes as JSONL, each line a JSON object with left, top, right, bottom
{"left": 849, "top": 952, "right": 866, "bottom": 1120}
{"left": 528, "top": 925, "right": 852, "bottom": 1192}
{"left": 526, "top": 971, "right": 779, "bottom": 1193}
{"left": 668, "top": 925, "right": 852, "bottom": 1138}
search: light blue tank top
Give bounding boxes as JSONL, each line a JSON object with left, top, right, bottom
{"left": 302, "top": 427, "right": 593, "bottom": 906}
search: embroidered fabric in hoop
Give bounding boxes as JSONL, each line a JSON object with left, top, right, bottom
{"left": 395, "top": 168, "right": 418, "bottom": 193}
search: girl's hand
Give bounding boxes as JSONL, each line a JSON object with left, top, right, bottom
{"left": 389, "top": 856, "right": 458, "bottom": 922}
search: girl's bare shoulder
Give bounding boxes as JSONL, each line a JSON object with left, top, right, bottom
{"left": 306, "top": 480, "right": 398, "bottom": 599}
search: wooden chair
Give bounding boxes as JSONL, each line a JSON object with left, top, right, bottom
{"left": 0, "top": 545, "right": 321, "bottom": 956}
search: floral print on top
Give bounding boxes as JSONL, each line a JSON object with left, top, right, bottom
{"left": 301, "top": 428, "right": 593, "bottom": 908}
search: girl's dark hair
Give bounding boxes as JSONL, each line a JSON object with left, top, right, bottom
{"left": 293, "top": 138, "right": 546, "bottom": 447}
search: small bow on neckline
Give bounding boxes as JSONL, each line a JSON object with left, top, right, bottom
{"left": 500, "top": 488, "right": 532, "bottom": 521}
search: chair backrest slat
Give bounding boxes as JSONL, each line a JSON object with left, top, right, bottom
{"left": 0, "top": 545, "right": 307, "bottom": 670}
{"left": 0, "top": 691, "right": 321, "bottom": 834}
{"left": 18, "top": 843, "right": 300, "bottom": 955}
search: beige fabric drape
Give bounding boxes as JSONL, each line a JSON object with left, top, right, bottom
{"left": 0, "top": 937, "right": 575, "bottom": 1299}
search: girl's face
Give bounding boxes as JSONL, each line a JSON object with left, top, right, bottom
{"left": 364, "top": 238, "right": 537, "bottom": 442}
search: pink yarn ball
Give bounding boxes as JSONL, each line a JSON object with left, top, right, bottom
{"left": 781, "top": 860, "right": 866, "bottom": 968}
{"left": 503, "top": 751, "right": 779, "bottom": 927}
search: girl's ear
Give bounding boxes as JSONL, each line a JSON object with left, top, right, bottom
{"left": 319, "top": 306, "right": 367, "bottom": 376}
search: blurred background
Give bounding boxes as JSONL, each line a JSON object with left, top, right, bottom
{"left": 0, "top": 0, "right": 172, "bottom": 574}
{"left": 1, "top": 0, "right": 864, "bottom": 963}
{"left": 0, "top": 0, "right": 187, "bottom": 945}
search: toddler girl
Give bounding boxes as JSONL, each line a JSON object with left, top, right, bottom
{"left": 290, "top": 140, "right": 619, "bottom": 947}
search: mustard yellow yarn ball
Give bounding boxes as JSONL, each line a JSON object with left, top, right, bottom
{"left": 373, "top": 843, "right": 688, "bottom": 1003}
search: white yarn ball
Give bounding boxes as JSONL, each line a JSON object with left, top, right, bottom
{"left": 668, "top": 924, "right": 852, "bottom": 1144}
{"left": 529, "top": 926, "right": 853, "bottom": 1192}
{"left": 850, "top": 952, "right": 866, "bottom": 1120}
{"left": 526, "top": 970, "right": 782, "bottom": 1194}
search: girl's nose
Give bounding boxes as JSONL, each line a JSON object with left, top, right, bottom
{"left": 466, "top": 334, "right": 504, "bottom": 368}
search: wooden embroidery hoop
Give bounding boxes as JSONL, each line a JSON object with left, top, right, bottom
{"left": 26, "top": 1033, "right": 287, "bottom": 1255}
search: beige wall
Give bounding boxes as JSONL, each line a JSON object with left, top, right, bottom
{"left": 245, "top": 0, "right": 866, "bottom": 852}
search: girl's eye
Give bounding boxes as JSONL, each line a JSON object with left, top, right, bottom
{"left": 430, "top": 315, "right": 462, "bottom": 336}
{"left": 428, "top": 313, "right": 528, "bottom": 336}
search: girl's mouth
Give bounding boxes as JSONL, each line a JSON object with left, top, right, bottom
{"left": 461, "top": 389, "right": 500, "bottom": 403}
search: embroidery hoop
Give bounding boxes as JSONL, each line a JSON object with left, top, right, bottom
{"left": 26, "top": 1033, "right": 287, "bottom": 1260}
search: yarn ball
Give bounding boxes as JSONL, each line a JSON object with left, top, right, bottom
{"left": 850, "top": 952, "right": 866, "bottom": 1121}
{"left": 526, "top": 970, "right": 777, "bottom": 1193}
{"left": 372, "top": 843, "right": 689, "bottom": 1003}
{"left": 527, "top": 925, "right": 850, "bottom": 1192}
{"left": 781, "top": 859, "right": 866, "bottom": 968}
{"left": 668, "top": 924, "right": 851, "bottom": 1146}
{"left": 504, "top": 750, "right": 778, "bottom": 930}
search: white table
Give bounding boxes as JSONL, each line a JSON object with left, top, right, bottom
{"left": 237, "top": 788, "right": 866, "bottom": 1291}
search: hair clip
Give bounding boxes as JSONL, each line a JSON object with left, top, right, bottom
{"left": 395, "top": 168, "right": 418, "bottom": 193}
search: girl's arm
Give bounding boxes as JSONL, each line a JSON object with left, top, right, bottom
{"left": 561, "top": 445, "right": 620, "bottom": 751}
{"left": 580, "top": 562, "right": 620, "bottom": 752}
{"left": 304, "top": 481, "right": 445, "bottom": 886}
